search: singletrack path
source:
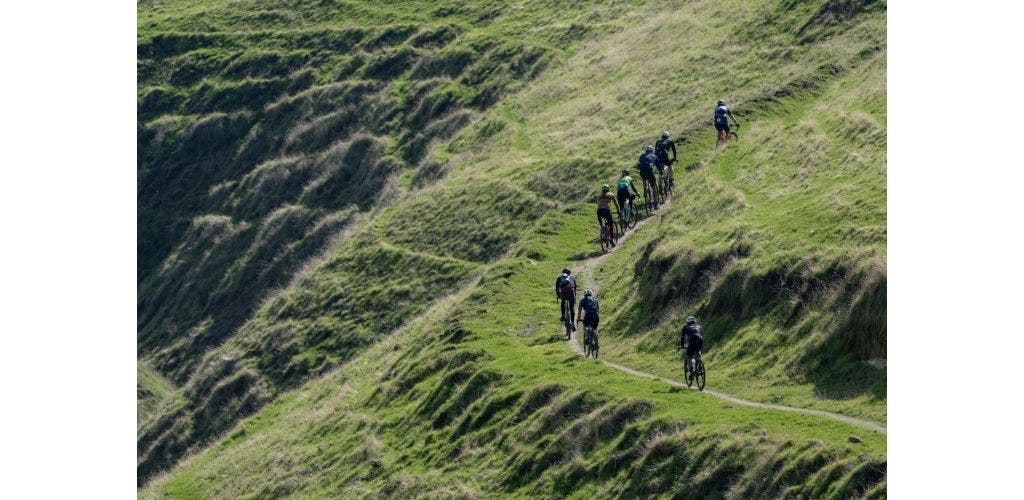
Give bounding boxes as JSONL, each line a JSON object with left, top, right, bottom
{"left": 568, "top": 198, "right": 887, "bottom": 435}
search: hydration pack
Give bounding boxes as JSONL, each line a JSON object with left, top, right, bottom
{"left": 582, "top": 297, "right": 599, "bottom": 315}
{"left": 559, "top": 276, "right": 576, "bottom": 295}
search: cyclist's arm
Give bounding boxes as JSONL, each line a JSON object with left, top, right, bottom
{"left": 611, "top": 197, "right": 620, "bottom": 212}
{"left": 630, "top": 180, "right": 640, "bottom": 196}
{"left": 670, "top": 142, "right": 677, "bottom": 163}
{"left": 728, "top": 110, "right": 739, "bottom": 126}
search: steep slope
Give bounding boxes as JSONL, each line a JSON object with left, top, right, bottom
{"left": 138, "top": 0, "right": 887, "bottom": 495}
{"left": 137, "top": 0, "right": 646, "bottom": 480}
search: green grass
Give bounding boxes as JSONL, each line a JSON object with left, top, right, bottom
{"left": 137, "top": 362, "right": 182, "bottom": 428}
{"left": 139, "top": 0, "right": 887, "bottom": 495}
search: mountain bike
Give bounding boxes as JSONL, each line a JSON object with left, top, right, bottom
{"left": 717, "top": 123, "right": 740, "bottom": 147}
{"left": 563, "top": 316, "right": 575, "bottom": 341}
{"left": 641, "top": 180, "right": 653, "bottom": 214}
{"left": 618, "top": 199, "right": 637, "bottom": 231}
{"left": 583, "top": 326, "right": 599, "bottom": 359}
{"left": 600, "top": 219, "right": 618, "bottom": 252}
{"left": 659, "top": 162, "right": 675, "bottom": 199}
{"left": 684, "top": 351, "right": 706, "bottom": 391}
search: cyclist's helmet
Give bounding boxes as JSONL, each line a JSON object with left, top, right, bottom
{"left": 686, "top": 316, "right": 697, "bottom": 324}
{"left": 621, "top": 168, "right": 630, "bottom": 176}
{"left": 661, "top": 131, "right": 670, "bottom": 139}
{"left": 562, "top": 268, "right": 571, "bottom": 275}
{"left": 717, "top": 99, "right": 725, "bottom": 106}
{"left": 645, "top": 144, "right": 655, "bottom": 153}
{"left": 602, "top": 184, "right": 610, "bottom": 192}
{"left": 584, "top": 289, "right": 593, "bottom": 297}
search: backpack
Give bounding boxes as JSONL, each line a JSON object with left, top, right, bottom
{"left": 559, "top": 276, "right": 576, "bottom": 295}
{"left": 582, "top": 297, "right": 598, "bottom": 315}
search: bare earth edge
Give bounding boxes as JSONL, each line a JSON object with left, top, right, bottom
{"left": 568, "top": 198, "right": 887, "bottom": 435}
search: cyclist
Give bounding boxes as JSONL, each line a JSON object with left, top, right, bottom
{"left": 637, "top": 145, "right": 662, "bottom": 209}
{"left": 714, "top": 99, "right": 740, "bottom": 143}
{"left": 576, "top": 288, "right": 599, "bottom": 340}
{"left": 678, "top": 316, "right": 704, "bottom": 376}
{"left": 655, "top": 131, "right": 677, "bottom": 191}
{"left": 555, "top": 268, "right": 578, "bottom": 328}
{"left": 596, "top": 185, "right": 619, "bottom": 246}
{"left": 616, "top": 168, "right": 640, "bottom": 219}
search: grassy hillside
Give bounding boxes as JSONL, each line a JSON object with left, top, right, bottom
{"left": 138, "top": 362, "right": 181, "bottom": 428}
{"left": 139, "top": 0, "right": 886, "bottom": 495}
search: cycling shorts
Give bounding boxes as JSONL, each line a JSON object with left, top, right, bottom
{"left": 582, "top": 313, "right": 599, "bottom": 329}
{"left": 715, "top": 122, "right": 730, "bottom": 132}
{"left": 597, "top": 207, "right": 613, "bottom": 221}
{"left": 617, "top": 189, "right": 633, "bottom": 209}
{"left": 639, "top": 169, "right": 656, "bottom": 184}
{"left": 686, "top": 335, "right": 703, "bottom": 358}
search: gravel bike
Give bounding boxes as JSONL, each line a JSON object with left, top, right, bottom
{"left": 583, "top": 326, "right": 599, "bottom": 359}
{"left": 684, "top": 351, "right": 706, "bottom": 391}
{"left": 600, "top": 218, "right": 618, "bottom": 252}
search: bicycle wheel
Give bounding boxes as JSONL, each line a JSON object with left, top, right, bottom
{"left": 683, "top": 355, "right": 693, "bottom": 388}
{"left": 565, "top": 320, "right": 572, "bottom": 340}
{"left": 627, "top": 204, "right": 638, "bottom": 229}
{"left": 695, "top": 359, "right": 706, "bottom": 391}
{"left": 600, "top": 227, "right": 610, "bottom": 253}
{"left": 593, "top": 333, "right": 599, "bottom": 359}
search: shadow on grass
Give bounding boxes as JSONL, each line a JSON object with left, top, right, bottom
{"left": 567, "top": 249, "right": 604, "bottom": 261}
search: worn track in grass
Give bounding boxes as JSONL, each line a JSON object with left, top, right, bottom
{"left": 568, "top": 197, "right": 887, "bottom": 435}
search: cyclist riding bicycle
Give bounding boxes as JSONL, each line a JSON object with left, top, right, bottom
{"left": 576, "top": 288, "right": 599, "bottom": 333}
{"left": 655, "top": 131, "right": 677, "bottom": 186}
{"left": 555, "top": 268, "right": 578, "bottom": 328}
{"left": 637, "top": 145, "right": 662, "bottom": 209}
{"left": 616, "top": 168, "right": 640, "bottom": 215}
{"left": 678, "top": 316, "right": 704, "bottom": 375}
{"left": 714, "top": 99, "right": 740, "bottom": 143}
{"left": 597, "top": 185, "right": 619, "bottom": 245}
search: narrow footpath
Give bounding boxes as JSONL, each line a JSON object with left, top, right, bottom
{"left": 567, "top": 198, "right": 887, "bottom": 435}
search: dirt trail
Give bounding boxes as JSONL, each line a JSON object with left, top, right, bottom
{"left": 567, "top": 199, "right": 887, "bottom": 435}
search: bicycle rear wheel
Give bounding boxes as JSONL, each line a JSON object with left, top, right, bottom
{"left": 695, "top": 359, "right": 706, "bottom": 391}
{"left": 683, "top": 356, "right": 693, "bottom": 388}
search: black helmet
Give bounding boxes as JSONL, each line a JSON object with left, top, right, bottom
{"left": 717, "top": 99, "right": 725, "bottom": 106}
{"left": 645, "top": 145, "right": 654, "bottom": 153}
{"left": 563, "top": 268, "right": 571, "bottom": 275}
{"left": 621, "top": 168, "right": 629, "bottom": 176}
{"left": 602, "top": 184, "right": 610, "bottom": 192}
{"left": 584, "top": 289, "right": 593, "bottom": 297}
{"left": 686, "top": 316, "right": 697, "bottom": 324}
{"left": 661, "top": 131, "right": 669, "bottom": 139}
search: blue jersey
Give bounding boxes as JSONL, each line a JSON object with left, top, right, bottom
{"left": 714, "top": 105, "right": 730, "bottom": 125}
{"left": 638, "top": 153, "right": 661, "bottom": 175}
